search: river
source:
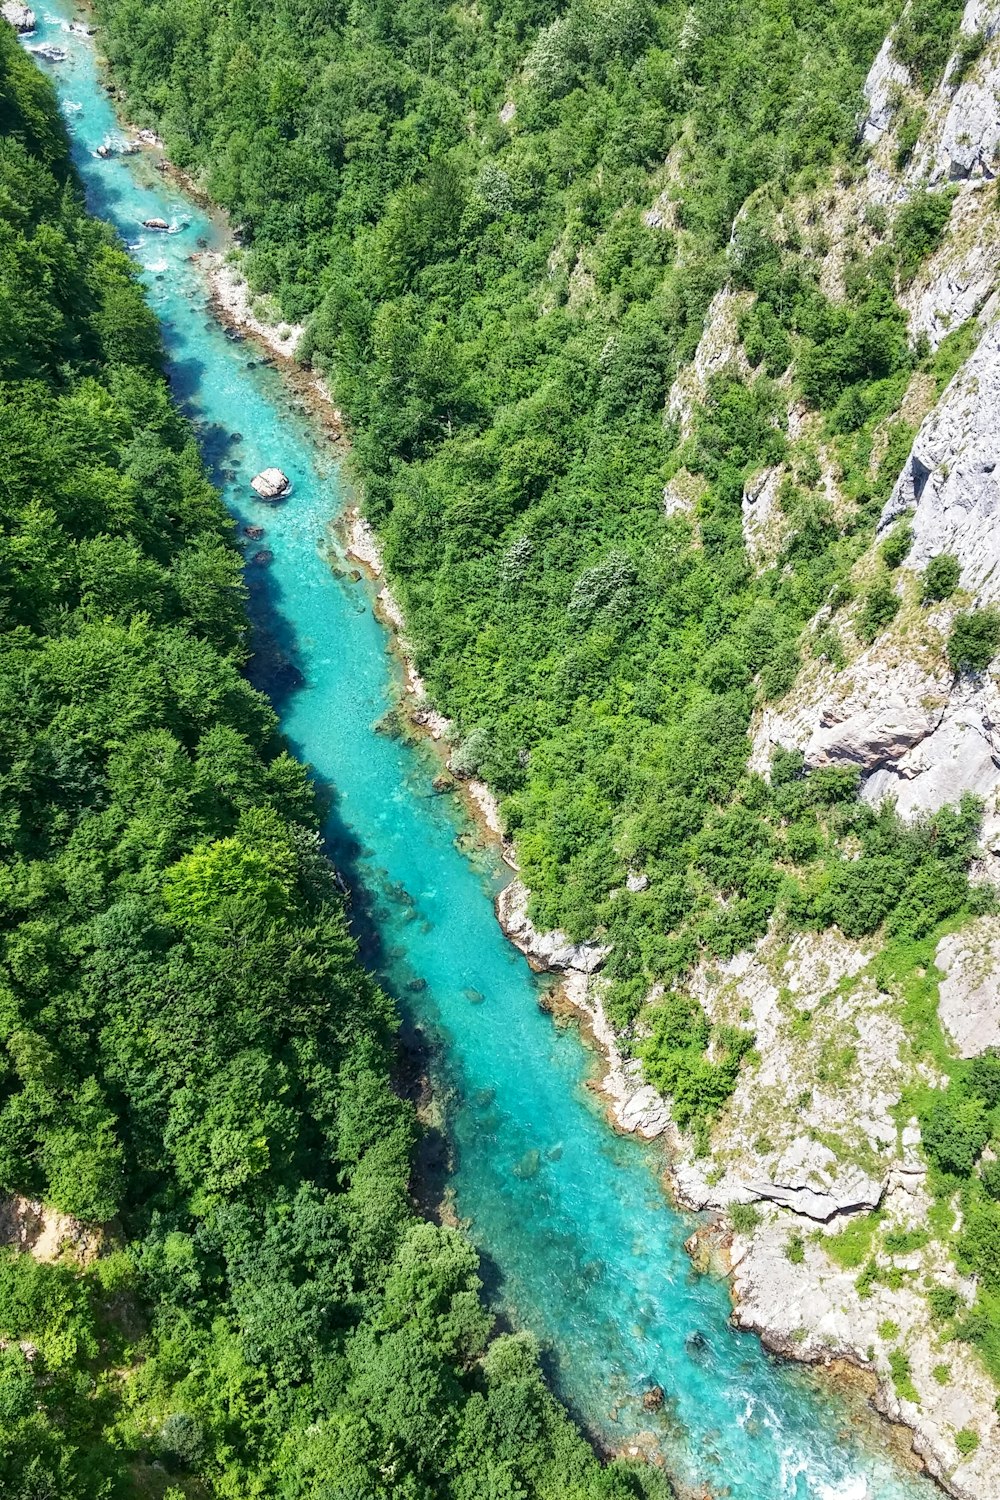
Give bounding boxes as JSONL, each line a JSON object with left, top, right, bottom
{"left": 20, "top": 9, "right": 940, "bottom": 1497}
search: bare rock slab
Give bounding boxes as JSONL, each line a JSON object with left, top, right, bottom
{"left": 937, "top": 916, "right": 1000, "bottom": 1056}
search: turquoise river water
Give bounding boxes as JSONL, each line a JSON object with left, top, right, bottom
{"left": 22, "top": 10, "right": 940, "bottom": 1497}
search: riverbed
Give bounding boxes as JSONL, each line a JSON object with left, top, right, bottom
{"left": 21, "top": 9, "right": 940, "bottom": 1496}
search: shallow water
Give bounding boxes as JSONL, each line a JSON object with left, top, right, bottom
{"left": 22, "top": 10, "right": 940, "bottom": 1496}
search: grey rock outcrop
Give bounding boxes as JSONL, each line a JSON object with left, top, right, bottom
{"left": 752, "top": 653, "right": 953, "bottom": 776}
{"left": 741, "top": 465, "right": 783, "bottom": 563}
{"left": 495, "top": 879, "right": 609, "bottom": 974}
{"left": 861, "top": 34, "right": 910, "bottom": 145}
{"left": 913, "top": 0, "right": 1000, "bottom": 184}
{"left": 937, "top": 916, "right": 1000, "bottom": 1056}
{"left": 863, "top": 675, "right": 1000, "bottom": 822}
{"left": 880, "top": 314, "right": 1000, "bottom": 599}
{"left": 1, "top": 2, "right": 35, "bottom": 30}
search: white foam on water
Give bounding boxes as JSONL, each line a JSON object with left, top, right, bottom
{"left": 820, "top": 1482, "right": 868, "bottom": 1500}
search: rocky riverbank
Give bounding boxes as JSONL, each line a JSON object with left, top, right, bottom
{"left": 493, "top": 882, "right": 1000, "bottom": 1499}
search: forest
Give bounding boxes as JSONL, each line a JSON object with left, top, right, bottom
{"left": 0, "top": 27, "right": 665, "bottom": 1499}
{"left": 86, "top": 0, "right": 1000, "bottom": 1392}
{"left": 93, "top": 0, "right": 988, "bottom": 1088}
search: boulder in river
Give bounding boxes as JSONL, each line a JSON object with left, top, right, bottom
{"left": 2, "top": 4, "right": 36, "bottom": 32}
{"left": 244, "top": 524, "right": 265, "bottom": 540}
{"left": 28, "top": 41, "right": 66, "bottom": 61}
{"left": 250, "top": 467, "right": 291, "bottom": 500}
{"left": 143, "top": 218, "right": 170, "bottom": 231}
{"left": 642, "top": 1385, "right": 665, "bottom": 1413}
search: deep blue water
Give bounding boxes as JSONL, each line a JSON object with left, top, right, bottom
{"left": 20, "top": 10, "right": 939, "bottom": 1496}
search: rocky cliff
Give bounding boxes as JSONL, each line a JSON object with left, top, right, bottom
{"left": 583, "top": 5, "right": 1000, "bottom": 1492}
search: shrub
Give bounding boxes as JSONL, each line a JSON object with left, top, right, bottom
{"left": 927, "top": 1285, "right": 961, "bottom": 1320}
{"left": 922, "top": 553, "right": 960, "bottom": 602}
{"left": 856, "top": 581, "right": 900, "bottom": 643}
{"left": 922, "top": 1090, "right": 989, "bottom": 1177}
{"left": 950, "top": 28, "right": 987, "bottom": 85}
{"left": 933, "top": 1362, "right": 951, "bottom": 1385}
{"left": 948, "top": 609, "right": 1000, "bottom": 673}
{"left": 786, "top": 1232, "right": 805, "bottom": 1264}
{"left": 880, "top": 520, "right": 913, "bottom": 570}
{"left": 160, "top": 1413, "right": 206, "bottom": 1470}
{"left": 883, "top": 1228, "right": 928, "bottom": 1255}
{"left": 729, "top": 1203, "right": 762, "bottom": 1235}
{"left": 892, "top": 189, "right": 956, "bottom": 283}
{"left": 981, "top": 1161, "right": 1000, "bottom": 1202}
{"left": 888, "top": 1346, "right": 918, "bottom": 1401}
{"left": 955, "top": 1428, "right": 980, "bottom": 1457}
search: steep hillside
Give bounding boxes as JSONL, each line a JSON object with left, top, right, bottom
{"left": 0, "top": 27, "right": 665, "bottom": 1500}
{"left": 88, "top": 0, "right": 1000, "bottom": 1491}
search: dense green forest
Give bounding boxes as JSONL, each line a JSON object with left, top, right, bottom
{"left": 0, "top": 29, "right": 667, "bottom": 1499}
{"left": 96, "top": 0, "right": 983, "bottom": 1052}
{"left": 87, "top": 0, "right": 1000, "bottom": 1387}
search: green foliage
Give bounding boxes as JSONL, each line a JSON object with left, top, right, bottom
{"left": 879, "top": 519, "right": 913, "bottom": 570}
{"left": 948, "top": 609, "right": 1000, "bottom": 674}
{"left": 893, "top": 0, "right": 967, "bottom": 89}
{"left": 856, "top": 579, "right": 900, "bottom": 642}
{"left": 785, "top": 1232, "right": 805, "bottom": 1265}
{"left": 892, "top": 189, "right": 957, "bottom": 284}
{"left": 955, "top": 1428, "right": 980, "bottom": 1456}
{"left": 638, "top": 992, "right": 754, "bottom": 1129}
{"left": 928, "top": 1285, "right": 961, "bottom": 1320}
{"left": 0, "top": 43, "right": 661, "bottom": 1500}
{"left": 825, "top": 1211, "right": 883, "bottom": 1269}
{"left": 728, "top": 1202, "right": 761, "bottom": 1235}
{"left": 922, "top": 553, "right": 961, "bottom": 603}
{"left": 922, "top": 1092, "right": 990, "bottom": 1177}
{"left": 888, "top": 1346, "right": 918, "bottom": 1403}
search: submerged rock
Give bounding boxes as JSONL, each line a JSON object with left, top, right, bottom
{"left": 642, "top": 1384, "right": 665, "bottom": 1412}
{"left": 250, "top": 467, "right": 291, "bottom": 500}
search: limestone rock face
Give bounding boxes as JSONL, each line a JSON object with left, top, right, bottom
{"left": 741, "top": 465, "right": 783, "bottom": 563}
{"left": 860, "top": 34, "right": 910, "bottom": 145}
{"left": 752, "top": 652, "right": 952, "bottom": 775}
{"left": 1, "top": 2, "right": 35, "bottom": 30}
{"left": 863, "top": 675, "right": 1000, "bottom": 823}
{"left": 913, "top": 0, "right": 1000, "bottom": 185}
{"left": 881, "top": 314, "right": 1000, "bottom": 601}
{"left": 937, "top": 916, "right": 1000, "bottom": 1056}
{"left": 250, "top": 467, "right": 291, "bottom": 500}
{"left": 495, "top": 880, "right": 609, "bottom": 974}
{"left": 666, "top": 286, "right": 750, "bottom": 438}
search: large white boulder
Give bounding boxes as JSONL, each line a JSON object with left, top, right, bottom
{"left": 250, "top": 468, "right": 291, "bottom": 500}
